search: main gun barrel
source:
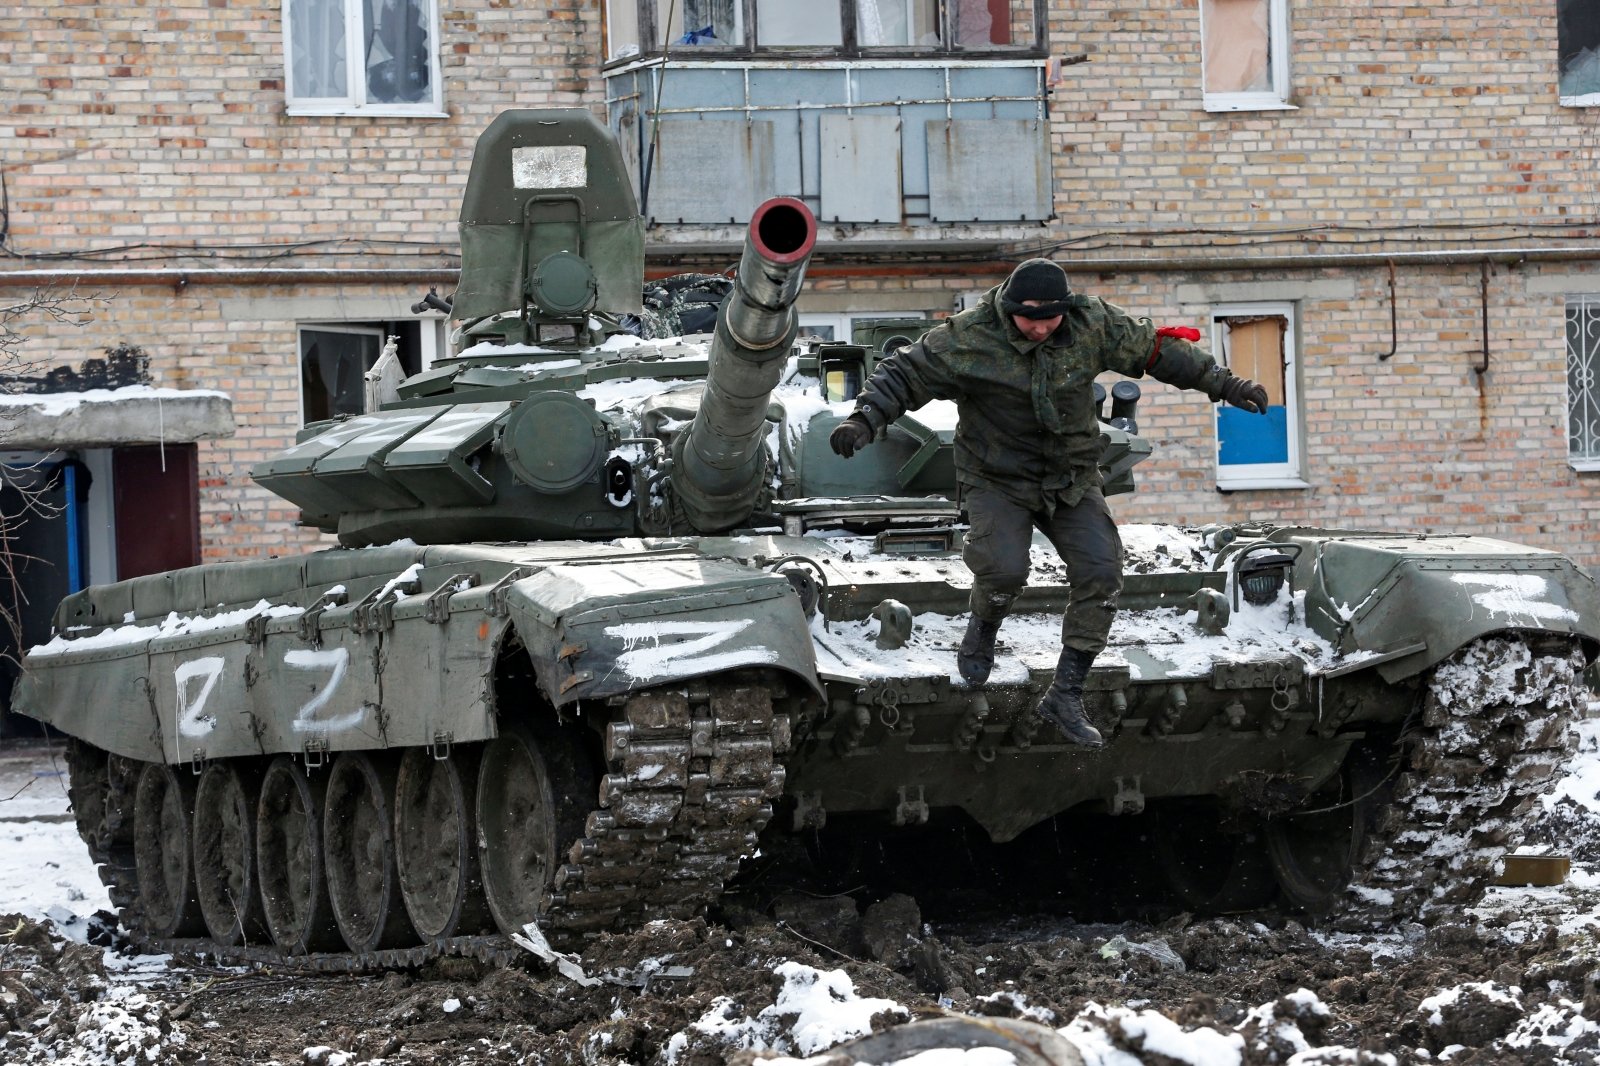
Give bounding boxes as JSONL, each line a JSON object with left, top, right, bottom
{"left": 672, "top": 196, "right": 817, "bottom": 531}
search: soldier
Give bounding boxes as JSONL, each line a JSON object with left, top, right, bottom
{"left": 828, "top": 259, "right": 1268, "bottom": 748}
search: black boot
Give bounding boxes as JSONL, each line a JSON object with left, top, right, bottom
{"left": 1035, "top": 646, "right": 1105, "bottom": 748}
{"left": 957, "top": 615, "right": 1002, "bottom": 686}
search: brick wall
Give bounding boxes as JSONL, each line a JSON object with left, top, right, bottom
{"left": 3, "top": 1, "right": 1599, "bottom": 569}
{"left": 2, "top": 0, "right": 601, "bottom": 263}
{"left": 1048, "top": 0, "right": 1595, "bottom": 252}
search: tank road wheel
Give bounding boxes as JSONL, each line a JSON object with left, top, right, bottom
{"left": 1150, "top": 800, "right": 1278, "bottom": 914}
{"left": 395, "top": 746, "right": 491, "bottom": 942}
{"left": 256, "top": 755, "right": 341, "bottom": 955}
{"left": 193, "top": 761, "right": 269, "bottom": 946}
{"left": 1264, "top": 774, "right": 1365, "bottom": 915}
{"left": 132, "top": 762, "right": 205, "bottom": 938}
{"left": 323, "top": 751, "right": 416, "bottom": 952}
{"left": 476, "top": 722, "right": 589, "bottom": 936}
{"left": 1339, "top": 636, "right": 1587, "bottom": 926}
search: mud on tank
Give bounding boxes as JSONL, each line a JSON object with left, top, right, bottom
{"left": 14, "top": 109, "right": 1600, "bottom": 968}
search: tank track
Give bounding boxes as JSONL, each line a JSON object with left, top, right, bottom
{"left": 1339, "top": 635, "right": 1586, "bottom": 926}
{"left": 66, "top": 679, "right": 788, "bottom": 974}
{"left": 543, "top": 679, "right": 788, "bottom": 936}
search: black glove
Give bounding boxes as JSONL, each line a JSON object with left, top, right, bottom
{"left": 829, "top": 414, "right": 873, "bottom": 458}
{"left": 1220, "top": 375, "right": 1269, "bottom": 414}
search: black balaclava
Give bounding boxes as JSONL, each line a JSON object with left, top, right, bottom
{"left": 998, "top": 258, "right": 1072, "bottom": 319}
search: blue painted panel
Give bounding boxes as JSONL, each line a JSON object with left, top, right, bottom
{"left": 1217, "top": 407, "right": 1288, "bottom": 466}
{"left": 948, "top": 65, "right": 1039, "bottom": 101}
{"left": 747, "top": 68, "right": 847, "bottom": 106}
{"left": 851, "top": 67, "right": 944, "bottom": 104}
{"left": 765, "top": 107, "right": 805, "bottom": 199}
{"left": 662, "top": 68, "right": 749, "bottom": 109}
{"left": 898, "top": 102, "right": 944, "bottom": 197}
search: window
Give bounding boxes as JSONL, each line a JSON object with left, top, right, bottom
{"left": 284, "top": 0, "right": 443, "bottom": 116}
{"left": 757, "top": 0, "right": 843, "bottom": 46}
{"left": 1199, "top": 0, "right": 1292, "bottom": 112}
{"left": 1567, "top": 296, "right": 1600, "bottom": 470}
{"left": 606, "top": 0, "right": 641, "bottom": 59}
{"left": 1559, "top": 0, "right": 1600, "bottom": 106}
{"left": 298, "top": 320, "right": 440, "bottom": 425}
{"left": 603, "top": 0, "right": 1039, "bottom": 59}
{"left": 1210, "top": 303, "right": 1304, "bottom": 489}
{"left": 798, "top": 312, "right": 929, "bottom": 348}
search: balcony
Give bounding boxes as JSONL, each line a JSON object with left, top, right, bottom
{"left": 604, "top": 57, "right": 1053, "bottom": 254}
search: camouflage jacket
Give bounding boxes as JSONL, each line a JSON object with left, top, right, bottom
{"left": 853, "top": 285, "right": 1224, "bottom": 512}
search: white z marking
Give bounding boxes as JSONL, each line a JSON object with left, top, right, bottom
{"left": 175, "top": 656, "right": 225, "bottom": 740}
{"left": 606, "top": 619, "right": 767, "bottom": 680}
{"left": 284, "top": 647, "right": 360, "bottom": 733}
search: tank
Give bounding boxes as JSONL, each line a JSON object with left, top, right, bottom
{"left": 14, "top": 109, "right": 1600, "bottom": 967}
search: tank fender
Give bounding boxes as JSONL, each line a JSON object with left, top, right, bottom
{"left": 498, "top": 560, "right": 823, "bottom": 707}
{"left": 12, "top": 645, "right": 162, "bottom": 762}
{"left": 1302, "top": 539, "right": 1600, "bottom": 682}
{"left": 13, "top": 569, "right": 517, "bottom": 765}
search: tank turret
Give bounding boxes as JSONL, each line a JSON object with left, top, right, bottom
{"left": 250, "top": 112, "right": 815, "bottom": 544}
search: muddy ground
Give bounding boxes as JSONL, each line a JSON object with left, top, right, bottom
{"left": 8, "top": 873, "right": 1600, "bottom": 1066}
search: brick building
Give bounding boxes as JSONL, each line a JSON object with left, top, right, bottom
{"left": 3, "top": 0, "right": 1599, "bottom": 577}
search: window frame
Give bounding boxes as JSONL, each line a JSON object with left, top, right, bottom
{"left": 1209, "top": 300, "right": 1307, "bottom": 491}
{"left": 1199, "top": 0, "right": 1294, "bottom": 114}
{"left": 797, "top": 311, "right": 929, "bottom": 344}
{"left": 296, "top": 320, "right": 443, "bottom": 426}
{"left": 1566, "top": 294, "right": 1600, "bottom": 471}
{"left": 1558, "top": 0, "right": 1600, "bottom": 108}
{"left": 282, "top": 0, "right": 447, "bottom": 118}
{"left": 603, "top": 0, "right": 1047, "bottom": 66}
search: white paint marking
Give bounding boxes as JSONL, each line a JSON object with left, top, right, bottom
{"left": 175, "top": 656, "right": 225, "bottom": 740}
{"left": 284, "top": 647, "right": 360, "bottom": 733}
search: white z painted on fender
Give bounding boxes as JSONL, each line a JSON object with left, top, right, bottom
{"left": 284, "top": 647, "right": 361, "bottom": 733}
{"left": 606, "top": 619, "right": 773, "bottom": 680}
{"left": 175, "top": 656, "right": 225, "bottom": 740}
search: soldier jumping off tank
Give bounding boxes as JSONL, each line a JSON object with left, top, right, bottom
{"left": 828, "top": 258, "right": 1269, "bottom": 748}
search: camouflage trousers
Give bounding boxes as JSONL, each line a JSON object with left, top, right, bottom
{"left": 961, "top": 485, "right": 1124, "bottom": 655}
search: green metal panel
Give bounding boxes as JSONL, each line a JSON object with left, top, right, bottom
{"left": 383, "top": 402, "right": 510, "bottom": 506}
{"left": 252, "top": 414, "right": 397, "bottom": 517}
{"left": 1295, "top": 535, "right": 1600, "bottom": 681}
{"left": 13, "top": 646, "right": 160, "bottom": 761}
{"left": 894, "top": 410, "right": 956, "bottom": 491}
{"left": 501, "top": 559, "right": 823, "bottom": 707}
{"left": 311, "top": 409, "right": 440, "bottom": 510}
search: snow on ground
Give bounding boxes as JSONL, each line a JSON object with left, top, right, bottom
{"left": 8, "top": 710, "right": 1600, "bottom": 1064}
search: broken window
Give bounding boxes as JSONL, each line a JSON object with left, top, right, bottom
{"left": 1559, "top": 0, "right": 1600, "bottom": 105}
{"left": 656, "top": 0, "right": 742, "bottom": 48}
{"left": 1200, "top": 0, "right": 1291, "bottom": 112}
{"left": 1567, "top": 296, "right": 1600, "bottom": 469}
{"left": 285, "top": 0, "right": 442, "bottom": 115}
{"left": 298, "top": 321, "right": 436, "bottom": 425}
{"left": 1211, "top": 304, "right": 1304, "bottom": 488}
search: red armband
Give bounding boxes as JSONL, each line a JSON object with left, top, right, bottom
{"left": 1147, "top": 325, "right": 1202, "bottom": 369}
